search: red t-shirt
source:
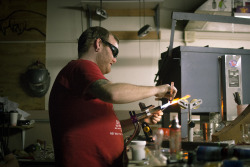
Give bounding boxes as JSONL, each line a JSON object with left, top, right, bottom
{"left": 49, "top": 59, "right": 124, "bottom": 167}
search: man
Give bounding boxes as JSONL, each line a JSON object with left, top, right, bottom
{"left": 49, "top": 26, "right": 177, "bottom": 167}
{"left": 0, "top": 154, "right": 19, "bottom": 167}
{"left": 0, "top": 146, "right": 19, "bottom": 167}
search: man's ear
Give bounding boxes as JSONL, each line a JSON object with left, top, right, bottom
{"left": 95, "top": 38, "right": 101, "bottom": 52}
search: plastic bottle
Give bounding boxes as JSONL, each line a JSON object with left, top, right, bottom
{"left": 169, "top": 115, "right": 181, "bottom": 160}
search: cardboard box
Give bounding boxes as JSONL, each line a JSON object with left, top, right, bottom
{"left": 212, "top": 105, "right": 250, "bottom": 143}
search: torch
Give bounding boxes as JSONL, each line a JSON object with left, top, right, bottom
{"left": 135, "top": 95, "right": 191, "bottom": 121}
{"left": 125, "top": 95, "right": 191, "bottom": 145}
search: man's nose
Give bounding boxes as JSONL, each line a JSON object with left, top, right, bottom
{"left": 113, "top": 57, "right": 117, "bottom": 63}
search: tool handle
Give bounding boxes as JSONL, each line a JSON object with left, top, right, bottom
{"left": 136, "top": 106, "right": 162, "bottom": 121}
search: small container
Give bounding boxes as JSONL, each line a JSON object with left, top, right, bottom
{"left": 169, "top": 115, "right": 181, "bottom": 160}
{"left": 10, "top": 110, "right": 18, "bottom": 126}
{"left": 203, "top": 123, "right": 208, "bottom": 142}
{"left": 130, "top": 140, "right": 146, "bottom": 161}
{"left": 158, "top": 128, "right": 170, "bottom": 140}
{"left": 209, "top": 122, "right": 215, "bottom": 141}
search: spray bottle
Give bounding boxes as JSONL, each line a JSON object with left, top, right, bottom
{"left": 169, "top": 115, "right": 181, "bottom": 160}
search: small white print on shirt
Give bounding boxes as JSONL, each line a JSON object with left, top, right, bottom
{"left": 115, "top": 120, "right": 121, "bottom": 130}
{"left": 109, "top": 120, "right": 122, "bottom": 136}
{"left": 110, "top": 132, "right": 123, "bottom": 136}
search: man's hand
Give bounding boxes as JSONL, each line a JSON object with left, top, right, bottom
{"left": 144, "top": 110, "right": 163, "bottom": 125}
{"left": 155, "top": 84, "right": 177, "bottom": 101}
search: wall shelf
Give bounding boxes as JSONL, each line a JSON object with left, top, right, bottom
{"left": 111, "top": 31, "right": 160, "bottom": 40}
{"left": 81, "top": 0, "right": 161, "bottom": 40}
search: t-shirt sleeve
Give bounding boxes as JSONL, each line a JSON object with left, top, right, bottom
{"left": 77, "top": 61, "right": 108, "bottom": 97}
{"left": 79, "top": 61, "right": 107, "bottom": 85}
{"left": 57, "top": 60, "right": 107, "bottom": 96}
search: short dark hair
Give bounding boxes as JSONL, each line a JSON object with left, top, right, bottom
{"left": 77, "top": 26, "right": 119, "bottom": 59}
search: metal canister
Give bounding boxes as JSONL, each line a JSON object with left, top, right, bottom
{"left": 209, "top": 122, "right": 214, "bottom": 141}
{"left": 203, "top": 123, "right": 208, "bottom": 142}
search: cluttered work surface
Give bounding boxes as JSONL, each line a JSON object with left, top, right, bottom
{"left": 127, "top": 140, "right": 250, "bottom": 167}
{"left": 127, "top": 105, "right": 250, "bottom": 167}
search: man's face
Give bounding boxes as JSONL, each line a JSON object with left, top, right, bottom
{"left": 96, "top": 35, "right": 118, "bottom": 74}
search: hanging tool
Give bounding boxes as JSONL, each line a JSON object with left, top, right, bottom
{"left": 233, "top": 92, "right": 242, "bottom": 105}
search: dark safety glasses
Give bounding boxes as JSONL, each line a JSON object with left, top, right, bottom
{"left": 100, "top": 38, "right": 119, "bottom": 58}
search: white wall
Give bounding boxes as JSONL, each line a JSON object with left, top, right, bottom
{"left": 45, "top": 0, "right": 184, "bottom": 113}
{"left": 16, "top": 0, "right": 250, "bottom": 149}
{"left": 45, "top": 0, "right": 250, "bottom": 114}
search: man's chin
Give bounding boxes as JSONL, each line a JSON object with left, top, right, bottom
{"left": 104, "top": 69, "right": 111, "bottom": 74}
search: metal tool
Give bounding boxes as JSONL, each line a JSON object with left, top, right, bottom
{"left": 124, "top": 101, "right": 175, "bottom": 145}
{"left": 136, "top": 102, "right": 174, "bottom": 121}
{"left": 233, "top": 92, "right": 242, "bottom": 105}
{"left": 178, "top": 98, "right": 202, "bottom": 142}
{"left": 136, "top": 95, "right": 191, "bottom": 122}
{"left": 169, "top": 82, "right": 174, "bottom": 103}
{"left": 125, "top": 95, "right": 191, "bottom": 145}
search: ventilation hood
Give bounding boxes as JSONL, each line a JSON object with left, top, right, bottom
{"left": 184, "top": 0, "right": 250, "bottom": 42}
{"left": 81, "top": 0, "right": 163, "bottom": 9}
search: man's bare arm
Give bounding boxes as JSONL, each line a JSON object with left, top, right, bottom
{"left": 89, "top": 79, "right": 177, "bottom": 104}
